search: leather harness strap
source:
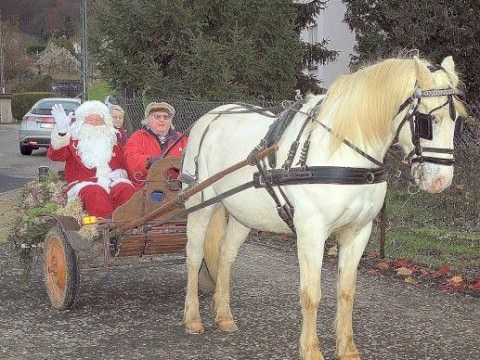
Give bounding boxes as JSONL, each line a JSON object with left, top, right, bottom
{"left": 253, "top": 166, "right": 387, "bottom": 187}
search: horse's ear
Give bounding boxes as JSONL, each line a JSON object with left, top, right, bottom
{"left": 414, "top": 56, "right": 433, "bottom": 88}
{"left": 440, "top": 56, "right": 455, "bottom": 74}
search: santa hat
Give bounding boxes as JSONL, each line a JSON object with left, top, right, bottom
{"left": 70, "top": 100, "right": 114, "bottom": 138}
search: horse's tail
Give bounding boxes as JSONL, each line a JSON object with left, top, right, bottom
{"left": 200, "top": 204, "right": 227, "bottom": 290}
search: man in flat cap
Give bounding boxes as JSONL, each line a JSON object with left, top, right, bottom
{"left": 124, "top": 102, "right": 188, "bottom": 190}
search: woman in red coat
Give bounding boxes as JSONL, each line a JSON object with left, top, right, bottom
{"left": 124, "top": 102, "right": 188, "bottom": 190}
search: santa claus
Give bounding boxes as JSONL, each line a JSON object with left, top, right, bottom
{"left": 47, "top": 100, "right": 135, "bottom": 218}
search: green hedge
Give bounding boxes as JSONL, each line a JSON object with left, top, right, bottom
{"left": 11, "top": 92, "right": 55, "bottom": 121}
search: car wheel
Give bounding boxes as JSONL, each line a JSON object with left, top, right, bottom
{"left": 20, "top": 144, "right": 33, "bottom": 155}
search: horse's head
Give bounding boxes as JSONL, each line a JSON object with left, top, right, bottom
{"left": 394, "top": 56, "right": 467, "bottom": 193}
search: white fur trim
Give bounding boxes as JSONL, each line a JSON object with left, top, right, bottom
{"left": 70, "top": 100, "right": 114, "bottom": 139}
{"left": 111, "top": 178, "right": 133, "bottom": 188}
{"left": 96, "top": 165, "right": 112, "bottom": 179}
{"left": 67, "top": 181, "right": 98, "bottom": 202}
{"left": 97, "top": 176, "right": 112, "bottom": 192}
{"left": 50, "top": 130, "right": 71, "bottom": 150}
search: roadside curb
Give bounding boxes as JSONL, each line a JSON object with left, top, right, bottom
{"left": 0, "top": 188, "right": 22, "bottom": 196}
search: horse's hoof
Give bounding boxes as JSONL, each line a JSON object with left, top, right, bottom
{"left": 337, "top": 354, "right": 361, "bottom": 360}
{"left": 185, "top": 322, "right": 205, "bottom": 334}
{"left": 216, "top": 319, "right": 238, "bottom": 332}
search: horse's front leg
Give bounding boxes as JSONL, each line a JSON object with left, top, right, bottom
{"left": 184, "top": 208, "right": 214, "bottom": 334}
{"left": 335, "top": 224, "right": 371, "bottom": 360}
{"left": 297, "top": 221, "right": 328, "bottom": 360}
{"left": 213, "top": 217, "right": 250, "bottom": 332}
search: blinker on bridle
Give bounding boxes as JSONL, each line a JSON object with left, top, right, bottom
{"left": 394, "top": 86, "right": 460, "bottom": 166}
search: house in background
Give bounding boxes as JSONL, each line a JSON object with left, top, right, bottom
{"left": 301, "top": 1, "right": 355, "bottom": 89}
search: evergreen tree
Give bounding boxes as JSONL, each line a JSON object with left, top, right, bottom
{"left": 294, "top": 0, "right": 338, "bottom": 93}
{"left": 343, "top": 0, "right": 480, "bottom": 101}
{"left": 90, "top": 0, "right": 337, "bottom": 100}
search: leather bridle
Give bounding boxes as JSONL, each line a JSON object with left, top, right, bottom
{"left": 394, "top": 87, "right": 459, "bottom": 166}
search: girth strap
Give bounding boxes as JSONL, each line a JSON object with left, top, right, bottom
{"left": 256, "top": 162, "right": 296, "bottom": 233}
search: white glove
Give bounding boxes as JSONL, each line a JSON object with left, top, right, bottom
{"left": 108, "top": 169, "right": 128, "bottom": 182}
{"left": 51, "top": 104, "right": 73, "bottom": 133}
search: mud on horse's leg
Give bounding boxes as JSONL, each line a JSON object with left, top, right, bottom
{"left": 184, "top": 258, "right": 204, "bottom": 334}
{"left": 213, "top": 218, "right": 250, "bottom": 332}
{"left": 184, "top": 210, "right": 214, "bottom": 334}
{"left": 335, "top": 226, "right": 371, "bottom": 360}
{"left": 296, "top": 223, "right": 327, "bottom": 360}
{"left": 299, "top": 289, "right": 325, "bottom": 360}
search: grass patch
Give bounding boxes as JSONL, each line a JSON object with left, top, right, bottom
{"left": 369, "top": 226, "right": 480, "bottom": 272}
{"left": 87, "top": 81, "right": 113, "bottom": 102}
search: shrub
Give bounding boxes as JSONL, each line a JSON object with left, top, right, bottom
{"left": 8, "top": 174, "right": 67, "bottom": 279}
{"left": 11, "top": 92, "right": 54, "bottom": 121}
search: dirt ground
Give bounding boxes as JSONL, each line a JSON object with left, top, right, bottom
{"left": 0, "top": 189, "right": 479, "bottom": 359}
{"left": 0, "top": 190, "right": 21, "bottom": 243}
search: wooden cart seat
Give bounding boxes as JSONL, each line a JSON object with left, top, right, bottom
{"left": 114, "top": 220, "right": 187, "bottom": 257}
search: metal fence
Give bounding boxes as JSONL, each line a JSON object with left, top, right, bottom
{"left": 118, "top": 96, "right": 480, "bottom": 273}
{"left": 118, "top": 95, "right": 288, "bottom": 134}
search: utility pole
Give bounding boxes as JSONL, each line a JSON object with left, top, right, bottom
{"left": 80, "top": 0, "right": 88, "bottom": 101}
{"left": 0, "top": 14, "right": 5, "bottom": 94}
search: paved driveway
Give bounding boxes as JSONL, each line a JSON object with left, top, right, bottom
{"left": 0, "top": 236, "right": 478, "bottom": 360}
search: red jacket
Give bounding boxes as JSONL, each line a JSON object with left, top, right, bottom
{"left": 48, "top": 139, "right": 128, "bottom": 185}
{"left": 124, "top": 128, "right": 188, "bottom": 189}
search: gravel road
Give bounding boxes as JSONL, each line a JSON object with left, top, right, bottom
{"left": 0, "top": 232, "right": 478, "bottom": 360}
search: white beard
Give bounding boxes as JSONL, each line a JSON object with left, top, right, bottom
{"left": 76, "top": 124, "right": 117, "bottom": 171}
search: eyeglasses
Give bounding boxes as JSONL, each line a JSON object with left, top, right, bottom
{"left": 150, "top": 113, "right": 171, "bottom": 120}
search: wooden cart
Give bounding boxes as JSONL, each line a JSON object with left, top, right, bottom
{"left": 42, "top": 157, "right": 203, "bottom": 309}
{"left": 42, "top": 146, "right": 277, "bottom": 310}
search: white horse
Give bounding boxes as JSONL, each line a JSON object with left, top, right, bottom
{"left": 181, "top": 56, "right": 466, "bottom": 360}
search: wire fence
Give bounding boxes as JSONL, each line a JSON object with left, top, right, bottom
{"left": 118, "top": 95, "right": 480, "bottom": 273}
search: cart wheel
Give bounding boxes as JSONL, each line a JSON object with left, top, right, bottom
{"left": 198, "top": 260, "right": 216, "bottom": 294}
{"left": 43, "top": 227, "right": 80, "bottom": 310}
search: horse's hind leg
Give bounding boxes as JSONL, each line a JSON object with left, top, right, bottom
{"left": 335, "top": 224, "right": 371, "bottom": 360}
{"left": 184, "top": 205, "right": 217, "bottom": 334}
{"left": 213, "top": 215, "right": 250, "bottom": 332}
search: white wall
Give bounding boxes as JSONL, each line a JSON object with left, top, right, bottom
{"left": 302, "top": 1, "right": 356, "bottom": 88}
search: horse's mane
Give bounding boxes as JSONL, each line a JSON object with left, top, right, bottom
{"left": 315, "top": 57, "right": 465, "bottom": 152}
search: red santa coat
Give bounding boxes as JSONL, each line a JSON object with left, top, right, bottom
{"left": 124, "top": 129, "right": 188, "bottom": 189}
{"left": 47, "top": 134, "right": 134, "bottom": 217}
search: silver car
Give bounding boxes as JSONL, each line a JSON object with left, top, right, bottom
{"left": 18, "top": 97, "right": 81, "bottom": 155}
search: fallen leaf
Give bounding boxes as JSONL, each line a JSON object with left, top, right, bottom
{"left": 449, "top": 275, "right": 463, "bottom": 284}
{"left": 404, "top": 276, "right": 417, "bottom": 284}
{"left": 392, "top": 258, "right": 412, "bottom": 269}
{"left": 468, "top": 280, "right": 480, "bottom": 291}
{"left": 447, "top": 282, "right": 466, "bottom": 293}
{"left": 416, "top": 267, "right": 430, "bottom": 276}
{"left": 396, "top": 267, "right": 413, "bottom": 276}
{"left": 375, "top": 261, "right": 389, "bottom": 271}
{"left": 431, "top": 265, "right": 451, "bottom": 278}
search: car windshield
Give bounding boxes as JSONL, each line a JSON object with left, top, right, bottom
{"left": 32, "top": 100, "right": 80, "bottom": 116}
